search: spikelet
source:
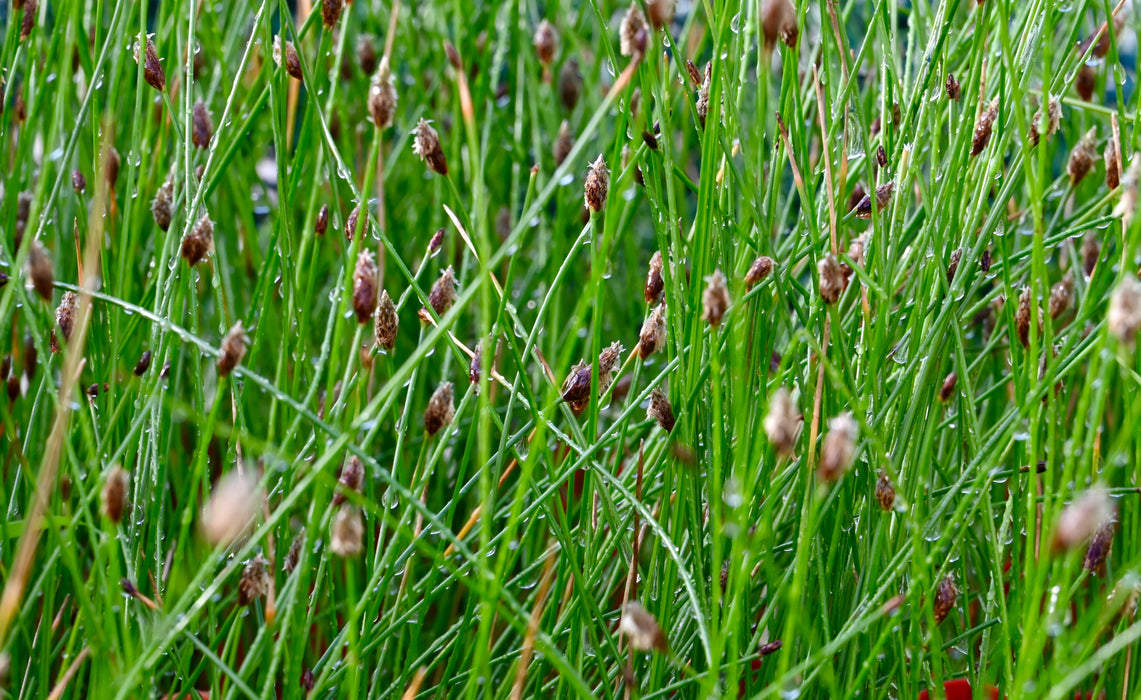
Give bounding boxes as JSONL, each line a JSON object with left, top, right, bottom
{"left": 645, "top": 251, "right": 664, "bottom": 304}
{"left": 1114, "top": 156, "right": 1140, "bottom": 228}
{"left": 945, "top": 73, "right": 961, "bottom": 101}
{"left": 817, "top": 253, "right": 845, "bottom": 304}
{"left": 1052, "top": 488, "right": 1114, "bottom": 552}
{"left": 1108, "top": 277, "right": 1141, "bottom": 346}
{"left": 875, "top": 471, "right": 896, "bottom": 511}
{"left": 817, "top": 413, "right": 858, "bottom": 483}
{"left": 72, "top": 170, "right": 86, "bottom": 193}
{"left": 56, "top": 291, "right": 79, "bottom": 342}
{"left": 1049, "top": 272, "right": 1073, "bottom": 320}
{"left": 696, "top": 62, "right": 711, "bottom": 128}
{"left": 933, "top": 575, "right": 958, "bottom": 624}
{"left": 1015, "top": 286, "right": 1032, "bottom": 349}
{"left": 423, "top": 266, "right": 457, "bottom": 320}
{"left": 102, "top": 465, "right": 130, "bottom": 524}
{"left": 597, "top": 341, "right": 623, "bottom": 396}
{"left": 424, "top": 382, "right": 455, "bottom": 436}
{"left": 182, "top": 214, "right": 214, "bottom": 266}
{"left": 584, "top": 155, "right": 610, "bottom": 212}
{"left": 152, "top": 177, "right": 174, "bottom": 231}
{"left": 321, "top": 0, "right": 343, "bottom": 30}
{"left": 333, "top": 455, "right": 365, "bottom": 507}
{"left": 1027, "top": 98, "right": 1061, "bottom": 146}
{"left": 1075, "top": 64, "right": 1096, "bottom": 102}
{"left": 283, "top": 529, "right": 305, "bottom": 573}
{"left": 638, "top": 304, "right": 666, "bottom": 358}
{"left": 852, "top": 182, "right": 894, "bottom": 218}
{"left": 356, "top": 36, "right": 378, "bottom": 75}
{"left": 946, "top": 248, "right": 962, "bottom": 285}
{"left": 939, "top": 372, "right": 958, "bottom": 402}
{"left": 27, "top": 241, "right": 54, "bottom": 302}
{"left": 619, "top": 601, "right": 668, "bottom": 653}
{"left": 971, "top": 98, "right": 999, "bottom": 157}
{"left": 330, "top": 505, "right": 364, "bottom": 557}
{"left": 533, "top": 19, "right": 559, "bottom": 67}
{"left": 412, "top": 119, "right": 448, "bottom": 176}
{"left": 745, "top": 256, "right": 775, "bottom": 288}
{"left": 646, "top": 0, "right": 676, "bottom": 28}
{"left": 238, "top": 555, "right": 271, "bottom": 606}
{"left": 763, "top": 388, "right": 801, "bottom": 457}
{"left": 702, "top": 270, "right": 730, "bottom": 327}
{"left": 1083, "top": 517, "right": 1116, "bottom": 575}
{"left": 619, "top": 2, "right": 649, "bottom": 58}
{"left": 647, "top": 386, "right": 675, "bottom": 433}
{"left": 368, "top": 57, "right": 398, "bottom": 130}
{"left": 273, "top": 36, "right": 303, "bottom": 80}
{"left": 374, "top": 290, "right": 398, "bottom": 351}
{"left": 1068, "top": 128, "right": 1098, "bottom": 186}
{"left": 200, "top": 470, "right": 261, "bottom": 547}
{"left": 315, "top": 204, "right": 329, "bottom": 237}
{"left": 217, "top": 322, "right": 248, "bottom": 377}
{"left": 133, "top": 350, "right": 152, "bottom": 376}
{"left": 352, "top": 251, "right": 378, "bottom": 323}
{"left": 137, "top": 34, "right": 165, "bottom": 91}
{"left": 761, "top": 0, "right": 798, "bottom": 49}
{"left": 1105, "top": 123, "right": 1121, "bottom": 189}
{"left": 192, "top": 100, "right": 213, "bottom": 149}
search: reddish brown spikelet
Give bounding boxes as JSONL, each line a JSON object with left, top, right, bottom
{"left": 817, "top": 253, "right": 845, "bottom": 304}
{"left": 315, "top": 205, "right": 329, "bottom": 237}
{"left": 139, "top": 35, "right": 165, "bottom": 91}
{"left": 19, "top": 0, "right": 36, "bottom": 41}
{"left": 1027, "top": 98, "right": 1061, "bottom": 147}
{"left": 696, "top": 62, "right": 711, "bottom": 128}
{"left": 283, "top": 529, "right": 305, "bottom": 573}
{"left": 344, "top": 203, "right": 362, "bottom": 241}
{"left": 761, "top": 0, "right": 798, "bottom": 49}
{"left": 933, "top": 575, "right": 958, "bottom": 624}
{"left": 182, "top": 214, "right": 214, "bottom": 266}
{"left": 980, "top": 249, "right": 993, "bottom": 274}
{"left": 764, "top": 388, "right": 800, "bottom": 456}
{"left": 352, "top": 251, "right": 378, "bottom": 323}
{"left": 534, "top": 19, "right": 559, "bottom": 67}
{"left": 274, "top": 36, "right": 303, "bottom": 80}
{"left": 1105, "top": 126, "right": 1121, "bottom": 189}
{"left": 645, "top": 251, "right": 664, "bottom": 304}
{"left": 333, "top": 455, "right": 365, "bottom": 507}
{"left": 424, "top": 382, "right": 455, "bottom": 436}
{"left": 876, "top": 145, "right": 888, "bottom": 168}
{"left": 971, "top": 98, "right": 999, "bottom": 156}
{"left": 1015, "top": 286, "right": 1032, "bottom": 348}
{"left": 758, "top": 640, "right": 783, "bottom": 656}
{"left": 1068, "top": 128, "right": 1099, "bottom": 186}
{"left": 104, "top": 147, "right": 121, "bottom": 189}
{"left": 321, "top": 0, "right": 343, "bottom": 29}
{"left": 412, "top": 118, "right": 448, "bottom": 176}
{"left": 1108, "top": 277, "right": 1141, "bottom": 345}
{"left": 597, "top": 341, "right": 623, "bottom": 396}
{"left": 330, "top": 505, "right": 364, "bottom": 557}
{"left": 357, "top": 35, "right": 378, "bottom": 75}
{"left": 428, "top": 228, "right": 445, "bottom": 256}
{"left": 939, "top": 372, "right": 958, "bottom": 402}
{"left": 619, "top": 2, "right": 649, "bottom": 58}
{"left": 1049, "top": 272, "right": 1073, "bottom": 320}
{"left": 846, "top": 183, "right": 867, "bottom": 213}
{"left": 425, "top": 266, "right": 457, "bottom": 319}
{"left": 558, "top": 58, "right": 581, "bottom": 112}
{"left": 469, "top": 342, "right": 484, "bottom": 385}
{"left": 702, "top": 270, "right": 730, "bottom": 327}
{"left": 27, "top": 241, "right": 54, "bottom": 301}
{"left": 102, "top": 465, "right": 130, "bottom": 524}
{"left": 1081, "top": 234, "right": 1099, "bottom": 277}
{"left": 1075, "top": 64, "right": 1096, "bottom": 102}
{"left": 57, "top": 292, "right": 79, "bottom": 342}
{"left": 639, "top": 304, "right": 666, "bottom": 359}
{"left": 818, "top": 413, "right": 858, "bottom": 483}
{"left": 374, "top": 290, "right": 398, "bottom": 351}
{"left": 217, "top": 322, "right": 248, "bottom": 377}
{"left": 192, "top": 101, "right": 213, "bottom": 149}
{"left": 134, "top": 350, "right": 152, "bottom": 376}
{"left": 553, "top": 120, "right": 574, "bottom": 166}
{"left": 852, "top": 182, "right": 894, "bottom": 218}
{"left": 620, "top": 601, "right": 668, "bottom": 653}
{"left": 646, "top": 0, "right": 675, "bottom": 28}
{"left": 1091, "top": 14, "right": 1125, "bottom": 59}
{"left": 946, "top": 248, "right": 962, "bottom": 285}
{"left": 72, "top": 169, "right": 86, "bottom": 193}
{"left": 368, "top": 57, "right": 398, "bottom": 130}
{"left": 648, "top": 386, "right": 675, "bottom": 433}
{"left": 238, "top": 555, "right": 270, "bottom": 606}
{"left": 1053, "top": 488, "right": 1114, "bottom": 552}
{"left": 23, "top": 334, "right": 36, "bottom": 382}
{"left": 1083, "top": 517, "right": 1116, "bottom": 574}
{"left": 152, "top": 177, "right": 174, "bottom": 231}
{"left": 745, "top": 256, "right": 775, "bottom": 288}
{"left": 945, "top": 73, "right": 961, "bottom": 101}
{"left": 584, "top": 155, "right": 610, "bottom": 212}
{"left": 561, "top": 361, "right": 592, "bottom": 412}
{"left": 875, "top": 471, "right": 896, "bottom": 511}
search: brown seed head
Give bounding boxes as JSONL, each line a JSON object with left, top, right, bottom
{"left": 971, "top": 98, "right": 999, "bottom": 156}
{"left": 425, "top": 381, "right": 455, "bottom": 436}
{"left": 182, "top": 214, "right": 214, "bottom": 266}
{"left": 27, "top": 241, "right": 53, "bottom": 301}
{"left": 102, "top": 465, "right": 130, "bottom": 524}
{"left": 57, "top": 292, "right": 79, "bottom": 342}
{"left": 534, "top": 19, "right": 559, "bottom": 67}
{"left": 554, "top": 120, "right": 574, "bottom": 166}
{"left": 217, "top": 321, "right": 248, "bottom": 377}
{"left": 1015, "top": 286, "right": 1032, "bottom": 349}
{"left": 1068, "top": 127, "right": 1099, "bottom": 187}
{"left": 1049, "top": 272, "right": 1073, "bottom": 320}
{"left": 1083, "top": 517, "right": 1116, "bottom": 575}
{"left": 19, "top": 0, "right": 36, "bottom": 41}
{"left": 425, "top": 266, "right": 457, "bottom": 318}
{"left": 945, "top": 73, "right": 961, "bottom": 101}
{"left": 23, "top": 334, "right": 36, "bottom": 382}
{"left": 558, "top": 58, "right": 582, "bottom": 112}
{"left": 330, "top": 505, "right": 364, "bottom": 557}
{"left": 939, "top": 372, "right": 958, "bottom": 402}
{"left": 745, "top": 256, "right": 775, "bottom": 288}
{"left": 412, "top": 118, "right": 448, "bottom": 176}
{"left": 374, "top": 290, "right": 398, "bottom": 351}
{"left": 321, "top": 0, "right": 343, "bottom": 30}
{"left": 761, "top": 0, "right": 798, "bottom": 49}
{"left": 702, "top": 270, "right": 730, "bottom": 328}
{"left": 561, "top": 361, "right": 592, "bottom": 412}
{"left": 646, "top": 0, "right": 676, "bottom": 28}
{"left": 355, "top": 35, "right": 377, "bottom": 75}
{"left": 648, "top": 386, "right": 675, "bottom": 433}
{"left": 946, "top": 248, "right": 963, "bottom": 285}
{"left": 1106, "top": 127, "right": 1121, "bottom": 189}
{"left": 875, "top": 471, "right": 896, "bottom": 512}
{"left": 192, "top": 100, "right": 213, "bottom": 149}
{"left": 980, "top": 249, "right": 993, "bottom": 274}
{"left": 103, "top": 147, "right": 121, "bottom": 190}
{"left": 817, "top": 253, "right": 845, "bottom": 304}
{"left": 283, "top": 529, "right": 305, "bottom": 573}
{"left": 620, "top": 601, "right": 668, "bottom": 653}
{"left": 1109, "top": 276, "right": 1141, "bottom": 346}
{"left": 200, "top": 470, "right": 261, "bottom": 547}
{"left": 71, "top": 169, "right": 86, "bottom": 194}
{"left": 1052, "top": 487, "right": 1114, "bottom": 553}
{"left": 1075, "top": 64, "right": 1096, "bottom": 102}
{"left": 1114, "top": 156, "right": 1141, "bottom": 228}
{"left": 469, "top": 341, "right": 484, "bottom": 386}
{"left": 638, "top": 304, "right": 667, "bottom": 359}
{"left": 333, "top": 455, "right": 365, "bottom": 507}
{"left": 1092, "top": 14, "right": 1126, "bottom": 59}
{"left": 598, "top": 341, "right": 624, "bottom": 396}
{"left": 584, "top": 155, "right": 610, "bottom": 212}
{"left": 368, "top": 57, "right": 398, "bottom": 130}
{"left": 620, "top": 3, "right": 649, "bottom": 58}
{"left": 134, "top": 350, "right": 152, "bottom": 376}
{"left": 315, "top": 204, "right": 329, "bottom": 237}
{"left": 818, "top": 413, "right": 858, "bottom": 483}
{"left": 344, "top": 203, "right": 363, "bottom": 241}
{"left": 238, "top": 555, "right": 271, "bottom": 606}
{"left": 352, "top": 251, "right": 378, "bottom": 323}
{"left": 645, "top": 250, "right": 664, "bottom": 304}
{"left": 933, "top": 575, "right": 958, "bottom": 624}
{"left": 273, "top": 36, "right": 303, "bottom": 80}
{"left": 852, "top": 181, "right": 894, "bottom": 218}
{"left": 696, "top": 62, "right": 712, "bottom": 128}
{"left": 152, "top": 177, "right": 174, "bottom": 231}
{"left": 876, "top": 145, "right": 888, "bottom": 168}
{"left": 1081, "top": 233, "right": 1099, "bottom": 277}
{"left": 763, "top": 388, "right": 801, "bottom": 457}
{"left": 1028, "top": 98, "right": 1061, "bottom": 147}
{"left": 137, "top": 34, "right": 165, "bottom": 91}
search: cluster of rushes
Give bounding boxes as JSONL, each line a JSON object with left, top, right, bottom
{"left": 2, "top": 0, "right": 1141, "bottom": 697}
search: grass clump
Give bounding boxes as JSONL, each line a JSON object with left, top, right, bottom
{"left": 1, "top": 0, "right": 1141, "bottom": 698}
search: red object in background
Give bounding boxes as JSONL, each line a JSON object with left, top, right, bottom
{"left": 918, "top": 680, "right": 999, "bottom": 700}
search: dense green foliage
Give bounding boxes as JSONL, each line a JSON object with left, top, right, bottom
{"left": 1, "top": 0, "right": 1140, "bottom": 698}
